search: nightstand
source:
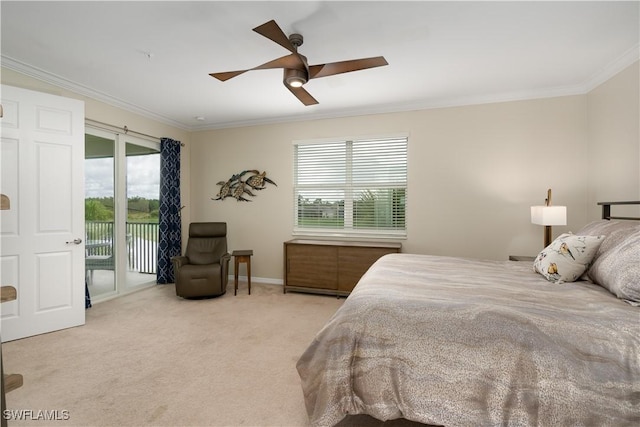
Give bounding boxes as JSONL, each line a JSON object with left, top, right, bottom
{"left": 509, "top": 255, "right": 536, "bottom": 262}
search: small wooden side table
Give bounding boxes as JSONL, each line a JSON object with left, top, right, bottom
{"left": 232, "top": 250, "right": 253, "bottom": 295}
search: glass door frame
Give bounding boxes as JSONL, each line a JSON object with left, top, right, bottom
{"left": 85, "top": 125, "right": 160, "bottom": 301}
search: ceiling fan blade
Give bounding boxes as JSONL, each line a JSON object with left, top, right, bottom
{"left": 254, "top": 54, "right": 305, "bottom": 71}
{"left": 253, "top": 20, "right": 296, "bottom": 53}
{"left": 308, "top": 56, "right": 388, "bottom": 79}
{"left": 210, "top": 70, "right": 247, "bottom": 82}
{"left": 285, "top": 84, "right": 319, "bottom": 106}
{"left": 210, "top": 54, "right": 305, "bottom": 82}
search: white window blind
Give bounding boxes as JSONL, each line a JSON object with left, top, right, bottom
{"left": 293, "top": 135, "right": 407, "bottom": 238}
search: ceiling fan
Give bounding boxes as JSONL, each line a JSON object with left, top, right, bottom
{"left": 209, "top": 20, "right": 388, "bottom": 106}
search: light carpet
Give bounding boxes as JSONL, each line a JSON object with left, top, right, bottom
{"left": 3, "top": 282, "right": 424, "bottom": 427}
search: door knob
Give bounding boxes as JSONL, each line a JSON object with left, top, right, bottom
{"left": 66, "top": 238, "right": 83, "bottom": 245}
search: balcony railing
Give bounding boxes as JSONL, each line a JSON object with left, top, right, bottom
{"left": 85, "top": 221, "right": 158, "bottom": 274}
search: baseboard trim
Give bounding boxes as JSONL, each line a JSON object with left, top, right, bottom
{"left": 228, "top": 275, "right": 283, "bottom": 286}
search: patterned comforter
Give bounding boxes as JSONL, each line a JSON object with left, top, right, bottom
{"left": 296, "top": 253, "right": 640, "bottom": 426}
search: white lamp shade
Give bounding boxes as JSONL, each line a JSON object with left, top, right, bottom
{"left": 531, "top": 206, "right": 567, "bottom": 225}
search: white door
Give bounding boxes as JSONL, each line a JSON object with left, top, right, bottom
{"left": 1, "top": 85, "right": 85, "bottom": 342}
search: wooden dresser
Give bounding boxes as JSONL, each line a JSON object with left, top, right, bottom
{"left": 283, "top": 239, "right": 401, "bottom": 296}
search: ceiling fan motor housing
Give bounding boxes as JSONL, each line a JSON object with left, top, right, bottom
{"left": 284, "top": 68, "right": 307, "bottom": 87}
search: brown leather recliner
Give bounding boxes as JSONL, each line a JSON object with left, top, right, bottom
{"left": 171, "top": 222, "right": 231, "bottom": 298}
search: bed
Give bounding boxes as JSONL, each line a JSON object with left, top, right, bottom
{"left": 296, "top": 202, "right": 640, "bottom": 427}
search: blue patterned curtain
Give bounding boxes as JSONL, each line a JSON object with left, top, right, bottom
{"left": 85, "top": 279, "right": 92, "bottom": 309}
{"left": 156, "top": 138, "right": 182, "bottom": 284}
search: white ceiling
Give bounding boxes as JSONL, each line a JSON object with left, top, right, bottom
{"left": 2, "top": 1, "right": 639, "bottom": 131}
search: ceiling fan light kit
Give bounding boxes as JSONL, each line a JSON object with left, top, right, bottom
{"left": 284, "top": 68, "right": 307, "bottom": 88}
{"left": 210, "top": 19, "right": 388, "bottom": 106}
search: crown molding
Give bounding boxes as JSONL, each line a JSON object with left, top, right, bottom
{"left": 582, "top": 43, "right": 640, "bottom": 92}
{"left": 1, "top": 55, "right": 189, "bottom": 131}
{"left": 192, "top": 84, "right": 589, "bottom": 131}
{"left": 3, "top": 47, "right": 638, "bottom": 132}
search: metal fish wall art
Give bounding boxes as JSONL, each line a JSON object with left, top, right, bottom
{"left": 212, "top": 170, "right": 277, "bottom": 202}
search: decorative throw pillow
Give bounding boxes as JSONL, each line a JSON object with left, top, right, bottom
{"left": 587, "top": 230, "right": 640, "bottom": 305}
{"left": 533, "top": 233, "right": 604, "bottom": 284}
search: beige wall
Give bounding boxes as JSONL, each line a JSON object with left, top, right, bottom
{"left": 586, "top": 61, "right": 640, "bottom": 220}
{"left": 4, "top": 61, "right": 638, "bottom": 283}
{"left": 190, "top": 95, "right": 589, "bottom": 280}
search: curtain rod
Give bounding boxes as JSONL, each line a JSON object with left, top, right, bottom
{"left": 85, "top": 118, "right": 169, "bottom": 144}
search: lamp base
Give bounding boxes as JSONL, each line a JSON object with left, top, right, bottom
{"left": 544, "top": 225, "right": 552, "bottom": 248}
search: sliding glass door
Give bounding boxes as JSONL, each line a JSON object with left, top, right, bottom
{"left": 85, "top": 130, "right": 117, "bottom": 299}
{"left": 85, "top": 127, "right": 160, "bottom": 301}
{"left": 125, "top": 141, "right": 160, "bottom": 290}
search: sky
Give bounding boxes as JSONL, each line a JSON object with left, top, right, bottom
{"left": 85, "top": 154, "right": 160, "bottom": 200}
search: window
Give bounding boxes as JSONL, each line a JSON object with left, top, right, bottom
{"left": 294, "top": 135, "right": 408, "bottom": 238}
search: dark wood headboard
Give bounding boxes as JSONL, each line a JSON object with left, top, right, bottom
{"left": 598, "top": 201, "right": 640, "bottom": 220}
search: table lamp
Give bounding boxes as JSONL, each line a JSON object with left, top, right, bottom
{"left": 531, "top": 189, "right": 567, "bottom": 248}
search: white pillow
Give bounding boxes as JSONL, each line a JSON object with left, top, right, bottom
{"left": 533, "top": 233, "right": 604, "bottom": 284}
